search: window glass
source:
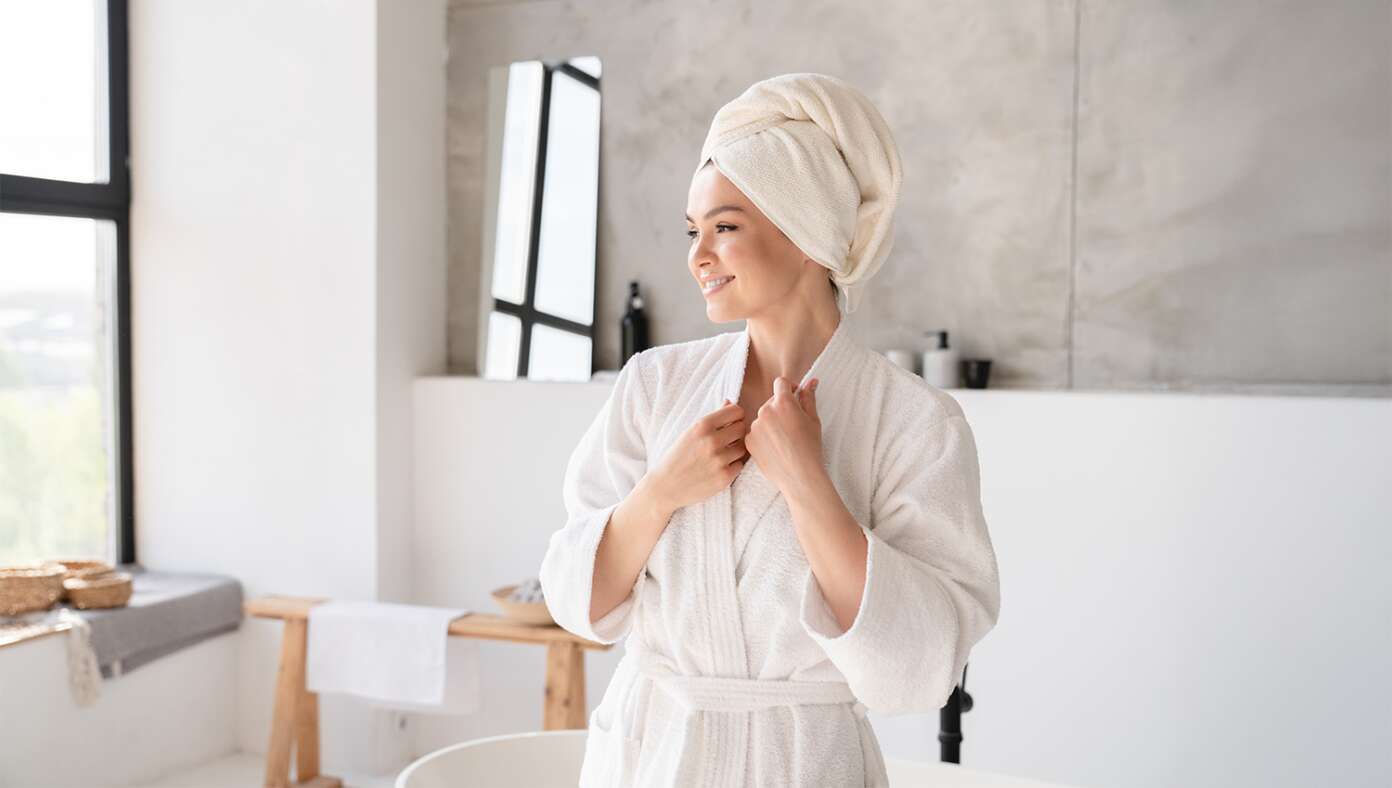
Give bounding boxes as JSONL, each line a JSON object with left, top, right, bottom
{"left": 528, "top": 323, "right": 592, "bottom": 382}
{"left": 533, "top": 68, "right": 600, "bottom": 326}
{"left": 0, "top": 0, "right": 107, "bottom": 182}
{"left": 0, "top": 212, "right": 118, "bottom": 564}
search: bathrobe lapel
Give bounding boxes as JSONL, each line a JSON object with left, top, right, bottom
{"left": 698, "top": 316, "right": 855, "bottom": 675}
{"left": 690, "top": 317, "right": 856, "bottom": 786}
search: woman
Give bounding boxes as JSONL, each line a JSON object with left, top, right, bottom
{"left": 539, "top": 73, "right": 1001, "bottom": 787}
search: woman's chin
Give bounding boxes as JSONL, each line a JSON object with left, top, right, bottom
{"left": 705, "top": 301, "right": 745, "bottom": 323}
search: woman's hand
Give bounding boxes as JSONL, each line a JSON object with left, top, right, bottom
{"left": 647, "top": 400, "right": 749, "bottom": 511}
{"left": 746, "top": 377, "right": 826, "bottom": 498}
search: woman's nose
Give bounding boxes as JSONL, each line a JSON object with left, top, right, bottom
{"left": 692, "top": 234, "right": 718, "bottom": 262}
{"left": 690, "top": 244, "right": 715, "bottom": 269}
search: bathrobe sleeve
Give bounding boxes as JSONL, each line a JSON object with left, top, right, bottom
{"left": 799, "top": 413, "right": 1001, "bottom": 715}
{"left": 538, "top": 350, "right": 654, "bottom": 645}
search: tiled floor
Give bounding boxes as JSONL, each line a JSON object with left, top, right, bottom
{"left": 131, "top": 751, "right": 396, "bottom": 788}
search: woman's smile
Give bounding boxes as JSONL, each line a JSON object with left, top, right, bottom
{"left": 702, "top": 275, "right": 734, "bottom": 296}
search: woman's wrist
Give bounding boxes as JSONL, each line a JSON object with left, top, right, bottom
{"left": 784, "top": 460, "right": 834, "bottom": 505}
{"left": 632, "top": 473, "right": 678, "bottom": 527}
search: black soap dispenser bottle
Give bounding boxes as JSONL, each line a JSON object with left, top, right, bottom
{"left": 621, "top": 280, "right": 649, "bottom": 367}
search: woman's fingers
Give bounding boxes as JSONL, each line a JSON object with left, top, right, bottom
{"left": 718, "top": 440, "right": 748, "bottom": 464}
{"left": 713, "top": 414, "right": 747, "bottom": 444}
{"left": 706, "top": 400, "right": 744, "bottom": 429}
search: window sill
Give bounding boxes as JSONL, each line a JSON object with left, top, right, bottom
{"left": 0, "top": 564, "right": 243, "bottom": 678}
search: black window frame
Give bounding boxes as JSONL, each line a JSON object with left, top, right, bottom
{"left": 0, "top": 0, "right": 134, "bottom": 565}
{"left": 492, "top": 60, "right": 601, "bottom": 378}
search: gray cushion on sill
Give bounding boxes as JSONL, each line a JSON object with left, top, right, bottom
{"left": 75, "top": 564, "right": 244, "bottom": 678}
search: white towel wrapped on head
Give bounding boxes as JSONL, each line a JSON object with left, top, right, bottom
{"left": 694, "top": 72, "right": 903, "bottom": 314}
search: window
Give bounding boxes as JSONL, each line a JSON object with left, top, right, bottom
{"left": 0, "top": 0, "right": 132, "bottom": 566}
{"left": 481, "top": 57, "right": 602, "bottom": 381}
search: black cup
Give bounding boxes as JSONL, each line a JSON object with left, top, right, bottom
{"left": 962, "top": 359, "right": 992, "bottom": 389}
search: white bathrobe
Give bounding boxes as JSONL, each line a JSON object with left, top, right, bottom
{"left": 538, "top": 317, "right": 1001, "bottom": 787}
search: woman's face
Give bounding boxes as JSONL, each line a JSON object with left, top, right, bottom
{"left": 685, "top": 162, "right": 828, "bottom": 322}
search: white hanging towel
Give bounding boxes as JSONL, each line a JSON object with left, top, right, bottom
{"left": 306, "top": 600, "right": 478, "bottom": 713}
{"left": 360, "top": 636, "right": 482, "bottom": 716}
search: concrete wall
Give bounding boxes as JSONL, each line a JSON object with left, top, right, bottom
{"left": 444, "top": 0, "right": 1391, "bottom": 396}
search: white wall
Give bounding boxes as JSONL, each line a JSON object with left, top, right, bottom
{"left": 128, "top": 0, "right": 446, "bottom": 781}
{"left": 375, "top": 0, "right": 448, "bottom": 605}
{"left": 130, "top": 0, "right": 379, "bottom": 778}
{"left": 131, "top": 0, "right": 378, "bottom": 600}
{"left": 411, "top": 378, "right": 1392, "bottom": 788}
{"left": 0, "top": 632, "right": 238, "bottom": 787}
{"left": 958, "top": 390, "right": 1391, "bottom": 788}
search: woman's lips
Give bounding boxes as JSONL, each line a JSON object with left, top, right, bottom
{"left": 702, "top": 276, "right": 734, "bottom": 297}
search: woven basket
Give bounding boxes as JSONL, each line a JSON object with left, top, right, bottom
{"left": 0, "top": 563, "right": 67, "bottom": 616}
{"left": 64, "top": 571, "right": 133, "bottom": 610}
{"left": 52, "top": 559, "right": 116, "bottom": 600}
{"left": 55, "top": 558, "right": 114, "bottom": 579}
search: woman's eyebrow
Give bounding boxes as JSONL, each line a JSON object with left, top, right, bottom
{"left": 684, "top": 205, "right": 747, "bottom": 222}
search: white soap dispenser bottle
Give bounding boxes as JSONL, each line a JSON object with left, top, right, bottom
{"left": 920, "top": 330, "right": 961, "bottom": 388}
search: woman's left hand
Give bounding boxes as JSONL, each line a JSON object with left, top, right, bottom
{"left": 746, "top": 376, "right": 827, "bottom": 498}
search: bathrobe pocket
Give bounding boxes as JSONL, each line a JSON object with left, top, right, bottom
{"left": 578, "top": 710, "right": 642, "bottom": 787}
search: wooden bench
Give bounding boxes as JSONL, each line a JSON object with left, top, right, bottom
{"left": 244, "top": 595, "right": 612, "bottom": 788}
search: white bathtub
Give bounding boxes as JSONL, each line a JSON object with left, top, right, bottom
{"left": 396, "top": 730, "right": 1081, "bottom": 787}
{"left": 395, "top": 730, "right": 586, "bottom": 788}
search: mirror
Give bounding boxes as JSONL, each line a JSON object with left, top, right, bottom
{"left": 478, "top": 56, "right": 602, "bottom": 382}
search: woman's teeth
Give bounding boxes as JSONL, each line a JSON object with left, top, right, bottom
{"left": 702, "top": 276, "right": 733, "bottom": 294}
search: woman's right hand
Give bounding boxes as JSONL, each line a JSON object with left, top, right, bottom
{"left": 648, "top": 399, "right": 749, "bottom": 511}
{"left": 587, "top": 400, "right": 746, "bottom": 627}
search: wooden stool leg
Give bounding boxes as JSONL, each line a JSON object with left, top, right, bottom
{"left": 265, "top": 619, "right": 306, "bottom": 788}
{"left": 265, "top": 618, "right": 342, "bottom": 788}
{"left": 295, "top": 681, "right": 323, "bottom": 783}
{"left": 543, "top": 642, "right": 587, "bottom": 730}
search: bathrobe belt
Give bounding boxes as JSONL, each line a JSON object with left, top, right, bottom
{"left": 629, "top": 646, "right": 869, "bottom": 718}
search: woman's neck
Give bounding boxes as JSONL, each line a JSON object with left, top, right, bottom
{"left": 744, "top": 298, "right": 841, "bottom": 393}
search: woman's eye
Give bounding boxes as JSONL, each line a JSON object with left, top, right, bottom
{"left": 686, "top": 224, "right": 735, "bottom": 239}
